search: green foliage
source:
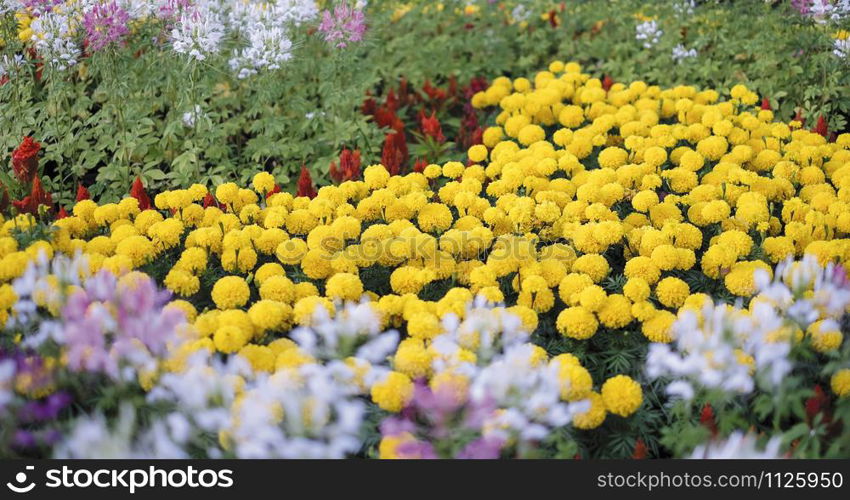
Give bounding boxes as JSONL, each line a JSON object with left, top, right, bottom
{"left": 3, "top": 0, "right": 849, "bottom": 206}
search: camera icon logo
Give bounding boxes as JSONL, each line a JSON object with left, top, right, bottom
{"left": 6, "top": 465, "right": 36, "bottom": 494}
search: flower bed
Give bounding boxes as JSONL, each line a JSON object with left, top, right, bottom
{"left": 2, "top": 59, "right": 850, "bottom": 458}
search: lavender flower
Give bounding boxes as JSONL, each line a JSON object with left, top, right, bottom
{"left": 317, "top": 2, "right": 367, "bottom": 48}
{"left": 21, "top": 0, "right": 63, "bottom": 16}
{"left": 18, "top": 392, "right": 72, "bottom": 423}
{"left": 83, "top": 1, "right": 131, "bottom": 52}
{"left": 60, "top": 271, "right": 187, "bottom": 380}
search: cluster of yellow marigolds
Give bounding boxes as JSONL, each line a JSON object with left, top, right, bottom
{"left": 2, "top": 60, "right": 850, "bottom": 422}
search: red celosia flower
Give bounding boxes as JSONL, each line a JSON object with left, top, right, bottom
{"left": 420, "top": 111, "right": 445, "bottom": 143}
{"left": 760, "top": 97, "right": 771, "bottom": 110}
{"left": 265, "top": 184, "right": 282, "bottom": 199}
{"left": 12, "top": 136, "right": 41, "bottom": 184}
{"left": 631, "top": 439, "right": 648, "bottom": 459}
{"left": 793, "top": 109, "right": 805, "bottom": 126}
{"left": 361, "top": 96, "right": 377, "bottom": 116}
{"left": 398, "top": 77, "right": 416, "bottom": 107}
{"left": 296, "top": 165, "right": 317, "bottom": 199}
{"left": 699, "top": 403, "right": 718, "bottom": 436}
{"left": 75, "top": 183, "right": 90, "bottom": 201}
{"left": 203, "top": 192, "right": 224, "bottom": 209}
{"left": 385, "top": 88, "right": 399, "bottom": 112}
{"left": 458, "top": 112, "right": 483, "bottom": 149}
{"left": 329, "top": 161, "right": 342, "bottom": 184}
{"left": 374, "top": 106, "right": 405, "bottom": 133}
{"left": 130, "top": 176, "right": 151, "bottom": 211}
{"left": 805, "top": 385, "right": 831, "bottom": 425}
{"left": 13, "top": 175, "right": 53, "bottom": 215}
{"left": 422, "top": 80, "right": 447, "bottom": 102}
{"left": 56, "top": 206, "right": 68, "bottom": 219}
{"left": 448, "top": 76, "right": 458, "bottom": 100}
{"left": 813, "top": 116, "right": 828, "bottom": 137}
{"left": 467, "top": 77, "right": 489, "bottom": 97}
{"left": 413, "top": 158, "right": 428, "bottom": 173}
{"left": 602, "top": 75, "right": 614, "bottom": 92}
{"left": 338, "top": 148, "right": 361, "bottom": 182}
{"left": 382, "top": 132, "right": 408, "bottom": 176}
{"left": 330, "top": 149, "right": 362, "bottom": 184}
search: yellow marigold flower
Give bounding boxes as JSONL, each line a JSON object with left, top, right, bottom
{"left": 292, "top": 295, "right": 334, "bottom": 326}
{"left": 624, "top": 256, "right": 660, "bottom": 284}
{"left": 724, "top": 261, "right": 770, "bottom": 297}
{"left": 364, "top": 164, "right": 391, "bottom": 189}
{"left": 325, "top": 272, "right": 364, "bottom": 302}
{"left": 114, "top": 235, "right": 155, "bottom": 267}
{"left": 442, "top": 161, "right": 465, "bottom": 178}
{"left": 623, "top": 278, "right": 651, "bottom": 302}
{"left": 601, "top": 375, "right": 642, "bottom": 417}
{"left": 552, "top": 358, "right": 593, "bottom": 401}
{"left": 831, "top": 369, "right": 850, "bottom": 398}
{"left": 517, "top": 124, "right": 546, "bottom": 145}
{"left": 164, "top": 300, "right": 197, "bottom": 323}
{"left": 507, "top": 304, "right": 538, "bottom": 332}
{"left": 631, "top": 190, "right": 659, "bottom": 213}
{"left": 807, "top": 320, "right": 843, "bottom": 353}
{"left": 248, "top": 300, "right": 292, "bottom": 332}
{"left": 578, "top": 285, "right": 607, "bottom": 312}
{"left": 468, "top": 144, "right": 488, "bottom": 163}
{"left": 641, "top": 310, "right": 675, "bottom": 342}
{"left": 407, "top": 312, "right": 443, "bottom": 340}
{"left": 238, "top": 344, "right": 275, "bottom": 372}
{"left": 556, "top": 306, "right": 598, "bottom": 340}
{"left": 417, "top": 203, "right": 453, "bottom": 233}
{"left": 572, "top": 253, "right": 609, "bottom": 282}
{"left": 252, "top": 171, "right": 276, "bottom": 195}
{"left": 211, "top": 276, "right": 250, "bottom": 310}
{"left": 559, "top": 105, "right": 584, "bottom": 128}
{"left": 213, "top": 325, "right": 250, "bottom": 354}
{"left": 275, "top": 347, "right": 314, "bottom": 370}
{"left": 655, "top": 277, "right": 690, "bottom": 308}
{"left": 371, "top": 371, "right": 414, "bottom": 412}
{"left": 394, "top": 338, "right": 432, "bottom": 379}
{"left": 378, "top": 432, "right": 420, "bottom": 459}
{"left": 573, "top": 391, "right": 607, "bottom": 429}
{"left": 598, "top": 294, "right": 633, "bottom": 328}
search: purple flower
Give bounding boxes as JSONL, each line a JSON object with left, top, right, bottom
{"left": 2, "top": 352, "right": 53, "bottom": 396}
{"left": 61, "top": 271, "right": 187, "bottom": 379}
{"left": 83, "top": 1, "right": 131, "bottom": 52}
{"left": 12, "top": 430, "right": 37, "bottom": 449}
{"left": 18, "top": 392, "right": 72, "bottom": 423}
{"left": 22, "top": 0, "right": 64, "bottom": 16}
{"left": 158, "top": 0, "right": 193, "bottom": 20}
{"left": 317, "top": 3, "right": 367, "bottom": 48}
{"left": 396, "top": 439, "right": 437, "bottom": 459}
{"left": 457, "top": 436, "right": 505, "bottom": 459}
{"left": 379, "top": 416, "right": 416, "bottom": 437}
